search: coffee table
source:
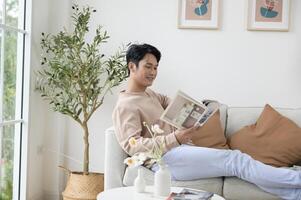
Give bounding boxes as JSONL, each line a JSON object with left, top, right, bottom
{"left": 97, "top": 186, "right": 225, "bottom": 200}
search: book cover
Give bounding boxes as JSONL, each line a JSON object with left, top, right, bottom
{"left": 166, "top": 188, "right": 214, "bottom": 200}
{"left": 160, "top": 90, "right": 219, "bottom": 130}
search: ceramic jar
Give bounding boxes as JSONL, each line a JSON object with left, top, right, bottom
{"left": 134, "top": 167, "right": 146, "bottom": 193}
{"left": 154, "top": 162, "right": 171, "bottom": 197}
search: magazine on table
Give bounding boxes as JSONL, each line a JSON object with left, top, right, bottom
{"left": 160, "top": 90, "right": 219, "bottom": 130}
{"left": 166, "top": 188, "right": 214, "bottom": 200}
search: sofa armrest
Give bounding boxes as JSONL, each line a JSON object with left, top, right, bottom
{"left": 104, "top": 127, "right": 128, "bottom": 190}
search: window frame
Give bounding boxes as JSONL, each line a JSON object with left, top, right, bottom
{"left": 0, "top": 0, "right": 31, "bottom": 199}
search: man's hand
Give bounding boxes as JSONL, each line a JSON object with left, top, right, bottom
{"left": 175, "top": 126, "right": 200, "bottom": 144}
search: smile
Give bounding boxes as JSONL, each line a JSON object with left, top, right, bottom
{"left": 146, "top": 77, "right": 155, "bottom": 81}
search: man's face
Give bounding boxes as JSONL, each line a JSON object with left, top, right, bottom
{"left": 129, "top": 53, "right": 158, "bottom": 88}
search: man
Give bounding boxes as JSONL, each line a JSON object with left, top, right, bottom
{"left": 112, "top": 43, "right": 301, "bottom": 200}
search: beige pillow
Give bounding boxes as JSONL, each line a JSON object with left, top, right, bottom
{"left": 192, "top": 111, "right": 229, "bottom": 149}
{"left": 228, "top": 104, "right": 301, "bottom": 167}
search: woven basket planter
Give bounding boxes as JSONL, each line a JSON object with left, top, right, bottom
{"left": 62, "top": 171, "right": 104, "bottom": 200}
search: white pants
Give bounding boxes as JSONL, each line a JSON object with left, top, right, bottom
{"left": 151, "top": 145, "right": 301, "bottom": 200}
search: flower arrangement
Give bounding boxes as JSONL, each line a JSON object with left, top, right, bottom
{"left": 124, "top": 122, "right": 165, "bottom": 167}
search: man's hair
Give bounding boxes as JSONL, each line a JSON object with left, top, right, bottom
{"left": 126, "top": 44, "right": 161, "bottom": 74}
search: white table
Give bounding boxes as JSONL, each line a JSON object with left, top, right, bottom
{"left": 97, "top": 186, "right": 225, "bottom": 200}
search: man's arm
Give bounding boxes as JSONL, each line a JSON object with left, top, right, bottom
{"left": 112, "top": 106, "right": 179, "bottom": 156}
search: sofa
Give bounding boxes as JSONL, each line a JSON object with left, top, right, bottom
{"left": 104, "top": 105, "right": 301, "bottom": 200}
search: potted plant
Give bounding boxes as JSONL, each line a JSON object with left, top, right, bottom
{"left": 35, "top": 4, "right": 128, "bottom": 200}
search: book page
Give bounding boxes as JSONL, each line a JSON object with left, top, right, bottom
{"left": 197, "top": 101, "right": 220, "bottom": 126}
{"left": 160, "top": 91, "right": 207, "bottom": 129}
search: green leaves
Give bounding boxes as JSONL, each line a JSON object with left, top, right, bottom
{"left": 35, "top": 4, "right": 128, "bottom": 125}
{"left": 106, "top": 45, "right": 129, "bottom": 87}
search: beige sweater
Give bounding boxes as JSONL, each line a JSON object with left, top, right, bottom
{"left": 112, "top": 88, "right": 180, "bottom": 159}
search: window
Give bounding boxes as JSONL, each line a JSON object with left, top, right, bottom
{"left": 0, "top": 0, "right": 31, "bottom": 199}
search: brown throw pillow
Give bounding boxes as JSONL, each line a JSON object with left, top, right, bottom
{"left": 228, "top": 104, "right": 301, "bottom": 167}
{"left": 192, "top": 110, "right": 229, "bottom": 149}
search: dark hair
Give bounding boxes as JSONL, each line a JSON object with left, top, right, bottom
{"left": 126, "top": 44, "right": 161, "bottom": 74}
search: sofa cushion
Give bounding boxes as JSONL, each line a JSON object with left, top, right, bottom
{"left": 218, "top": 104, "right": 227, "bottom": 132}
{"left": 192, "top": 110, "right": 229, "bottom": 149}
{"left": 223, "top": 177, "right": 280, "bottom": 200}
{"left": 123, "top": 166, "right": 223, "bottom": 195}
{"left": 228, "top": 104, "right": 301, "bottom": 167}
{"left": 225, "top": 106, "right": 301, "bottom": 138}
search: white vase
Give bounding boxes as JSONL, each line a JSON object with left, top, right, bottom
{"left": 154, "top": 161, "right": 171, "bottom": 197}
{"left": 134, "top": 167, "right": 146, "bottom": 193}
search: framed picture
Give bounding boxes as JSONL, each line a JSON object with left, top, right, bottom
{"left": 178, "top": 0, "right": 220, "bottom": 29}
{"left": 247, "top": 0, "right": 291, "bottom": 31}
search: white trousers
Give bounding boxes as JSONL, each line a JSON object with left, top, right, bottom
{"left": 151, "top": 145, "right": 301, "bottom": 200}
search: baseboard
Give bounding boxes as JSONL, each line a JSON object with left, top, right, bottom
{"left": 27, "top": 193, "right": 43, "bottom": 200}
{"left": 28, "top": 190, "right": 61, "bottom": 200}
{"left": 42, "top": 190, "right": 62, "bottom": 200}
{"left": 43, "top": 193, "right": 61, "bottom": 200}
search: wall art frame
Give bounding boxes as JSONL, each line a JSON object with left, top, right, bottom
{"left": 247, "top": 0, "right": 291, "bottom": 31}
{"left": 178, "top": 0, "right": 220, "bottom": 29}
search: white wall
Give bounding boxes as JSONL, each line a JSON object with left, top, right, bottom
{"left": 39, "top": 1, "right": 72, "bottom": 198}
{"left": 28, "top": 0, "right": 71, "bottom": 199}
{"left": 35, "top": 0, "right": 301, "bottom": 198}
{"left": 71, "top": 0, "right": 301, "bottom": 107}
{"left": 27, "top": 0, "right": 50, "bottom": 199}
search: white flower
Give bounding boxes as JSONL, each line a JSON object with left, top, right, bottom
{"left": 151, "top": 124, "right": 164, "bottom": 134}
{"left": 124, "top": 157, "right": 137, "bottom": 167}
{"left": 137, "top": 152, "right": 148, "bottom": 163}
{"left": 129, "top": 137, "right": 137, "bottom": 146}
{"left": 124, "top": 122, "right": 165, "bottom": 167}
{"left": 124, "top": 153, "right": 148, "bottom": 167}
{"left": 134, "top": 155, "right": 145, "bottom": 166}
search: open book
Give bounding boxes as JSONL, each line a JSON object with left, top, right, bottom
{"left": 160, "top": 90, "right": 219, "bottom": 130}
{"left": 166, "top": 188, "right": 214, "bottom": 200}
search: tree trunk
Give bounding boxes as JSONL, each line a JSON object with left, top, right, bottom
{"left": 83, "top": 122, "right": 89, "bottom": 174}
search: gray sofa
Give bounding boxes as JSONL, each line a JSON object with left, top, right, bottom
{"left": 104, "top": 105, "right": 301, "bottom": 200}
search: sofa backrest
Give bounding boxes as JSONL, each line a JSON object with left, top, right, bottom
{"left": 225, "top": 107, "right": 301, "bottom": 138}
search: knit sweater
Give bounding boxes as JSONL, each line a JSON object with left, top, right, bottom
{"left": 112, "top": 88, "right": 180, "bottom": 164}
